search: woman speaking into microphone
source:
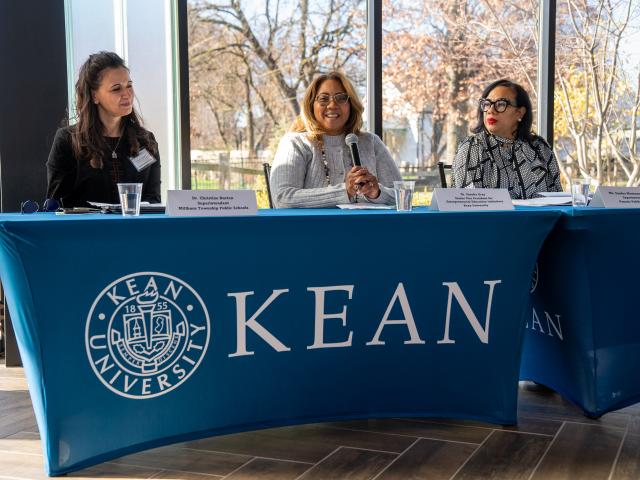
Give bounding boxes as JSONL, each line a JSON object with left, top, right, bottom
{"left": 270, "top": 71, "right": 401, "bottom": 208}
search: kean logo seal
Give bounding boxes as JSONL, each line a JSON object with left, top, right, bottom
{"left": 86, "top": 272, "right": 210, "bottom": 399}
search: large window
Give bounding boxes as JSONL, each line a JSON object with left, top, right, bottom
{"left": 553, "top": 0, "right": 640, "bottom": 187}
{"left": 187, "top": 0, "right": 366, "bottom": 206}
{"left": 382, "top": 0, "right": 540, "bottom": 188}
{"left": 65, "top": 0, "right": 180, "bottom": 199}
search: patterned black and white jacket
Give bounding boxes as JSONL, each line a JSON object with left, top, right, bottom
{"left": 452, "top": 131, "right": 562, "bottom": 199}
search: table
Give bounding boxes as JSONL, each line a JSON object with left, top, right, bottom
{"left": 520, "top": 207, "right": 640, "bottom": 417}
{"left": 0, "top": 208, "right": 559, "bottom": 475}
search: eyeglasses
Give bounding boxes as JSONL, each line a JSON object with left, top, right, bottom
{"left": 20, "top": 198, "right": 60, "bottom": 214}
{"left": 315, "top": 93, "right": 350, "bottom": 106}
{"left": 479, "top": 98, "right": 518, "bottom": 113}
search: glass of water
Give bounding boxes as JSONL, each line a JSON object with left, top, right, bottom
{"left": 571, "top": 178, "right": 590, "bottom": 207}
{"left": 393, "top": 180, "right": 415, "bottom": 212}
{"left": 117, "top": 183, "right": 143, "bottom": 216}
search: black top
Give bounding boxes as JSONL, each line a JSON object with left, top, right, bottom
{"left": 46, "top": 126, "right": 161, "bottom": 207}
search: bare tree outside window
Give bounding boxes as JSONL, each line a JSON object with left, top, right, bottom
{"left": 188, "top": 0, "right": 366, "bottom": 203}
{"left": 382, "top": 0, "right": 539, "bottom": 175}
{"left": 381, "top": 0, "right": 639, "bottom": 189}
{"left": 555, "top": 0, "right": 640, "bottom": 186}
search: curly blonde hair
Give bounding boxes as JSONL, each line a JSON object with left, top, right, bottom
{"left": 291, "top": 71, "right": 364, "bottom": 145}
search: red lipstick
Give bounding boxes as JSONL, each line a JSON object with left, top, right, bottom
{"left": 486, "top": 118, "right": 497, "bottom": 125}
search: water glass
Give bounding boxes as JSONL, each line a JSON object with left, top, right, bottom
{"left": 117, "top": 183, "right": 143, "bottom": 217}
{"left": 393, "top": 180, "right": 415, "bottom": 212}
{"left": 571, "top": 179, "right": 590, "bottom": 207}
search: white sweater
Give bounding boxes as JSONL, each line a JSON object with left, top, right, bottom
{"left": 270, "top": 132, "right": 402, "bottom": 208}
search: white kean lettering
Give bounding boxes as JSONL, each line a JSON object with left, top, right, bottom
{"left": 437, "top": 280, "right": 501, "bottom": 344}
{"left": 307, "top": 285, "right": 354, "bottom": 350}
{"left": 228, "top": 289, "right": 291, "bottom": 357}
{"left": 366, "top": 282, "right": 425, "bottom": 346}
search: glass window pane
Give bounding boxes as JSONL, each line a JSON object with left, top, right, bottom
{"left": 554, "top": 0, "right": 640, "bottom": 187}
{"left": 187, "top": 0, "right": 366, "bottom": 207}
{"left": 383, "top": 0, "right": 540, "bottom": 191}
{"left": 65, "top": 0, "right": 178, "bottom": 199}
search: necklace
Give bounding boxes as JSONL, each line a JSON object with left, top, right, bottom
{"left": 110, "top": 135, "right": 123, "bottom": 159}
{"left": 320, "top": 148, "right": 330, "bottom": 186}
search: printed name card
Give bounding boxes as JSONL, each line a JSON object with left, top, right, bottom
{"left": 430, "top": 188, "right": 514, "bottom": 212}
{"left": 588, "top": 186, "right": 640, "bottom": 209}
{"left": 167, "top": 190, "right": 258, "bottom": 216}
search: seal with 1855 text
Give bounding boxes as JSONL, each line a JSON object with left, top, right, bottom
{"left": 85, "top": 272, "right": 210, "bottom": 399}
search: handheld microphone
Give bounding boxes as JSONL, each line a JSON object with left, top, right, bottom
{"left": 345, "top": 134, "right": 361, "bottom": 167}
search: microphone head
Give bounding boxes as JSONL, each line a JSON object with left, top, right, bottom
{"left": 345, "top": 133, "right": 359, "bottom": 146}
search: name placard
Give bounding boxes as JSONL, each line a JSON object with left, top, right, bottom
{"left": 430, "top": 188, "right": 514, "bottom": 212}
{"left": 588, "top": 186, "right": 640, "bottom": 209}
{"left": 167, "top": 190, "right": 258, "bottom": 216}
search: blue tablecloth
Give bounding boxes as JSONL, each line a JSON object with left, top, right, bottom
{"left": 521, "top": 206, "right": 640, "bottom": 417}
{"left": 0, "top": 208, "right": 560, "bottom": 475}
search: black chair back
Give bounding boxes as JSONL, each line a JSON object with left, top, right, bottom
{"left": 437, "top": 162, "right": 453, "bottom": 188}
{"left": 263, "top": 163, "right": 274, "bottom": 208}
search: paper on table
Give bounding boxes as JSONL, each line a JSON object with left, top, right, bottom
{"left": 337, "top": 204, "right": 394, "bottom": 210}
{"left": 513, "top": 197, "right": 572, "bottom": 206}
{"left": 537, "top": 192, "right": 571, "bottom": 198}
{"left": 88, "top": 201, "right": 166, "bottom": 213}
{"left": 89, "top": 201, "right": 152, "bottom": 208}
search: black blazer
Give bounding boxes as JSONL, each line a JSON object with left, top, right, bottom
{"left": 46, "top": 126, "right": 161, "bottom": 207}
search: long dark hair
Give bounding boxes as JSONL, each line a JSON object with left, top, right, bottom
{"left": 471, "top": 79, "right": 534, "bottom": 141}
{"left": 72, "top": 51, "right": 157, "bottom": 168}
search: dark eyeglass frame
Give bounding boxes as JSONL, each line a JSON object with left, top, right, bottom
{"left": 479, "top": 97, "right": 518, "bottom": 113}
{"left": 314, "top": 93, "right": 350, "bottom": 106}
{"left": 20, "top": 198, "right": 60, "bottom": 214}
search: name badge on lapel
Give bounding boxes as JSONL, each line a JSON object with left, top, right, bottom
{"left": 129, "top": 149, "right": 157, "bottom": 172}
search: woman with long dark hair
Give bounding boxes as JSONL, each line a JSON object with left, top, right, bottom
{"left": 452, "top": 79, "right": 562, "bottom": 199}
{"left": 47, "top": 51, "right": 160, "bottom": 207}
{"left": 270, "top": 71, "right": 401, "bottom": 208}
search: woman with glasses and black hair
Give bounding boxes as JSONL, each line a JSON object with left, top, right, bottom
{"left": 270, "top": 71, "right": 401, "bottom": 208}
{"left": 46, "top": 51, "right": 160, "bottom": 207}
{"left": 452, "top": 79, "right": 562, "bottom": 199}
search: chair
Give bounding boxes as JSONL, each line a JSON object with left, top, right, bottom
{"left": 437, "top": 162, "right": 453, "bottom": 188}
{"left": 263, "top": 163, "right": 274, "bottom": 208}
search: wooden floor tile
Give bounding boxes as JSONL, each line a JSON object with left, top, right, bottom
{"left": 0, "top": 450, "right": 48, "bottom": 479}
{"left": 114, "top": 445, "right": 252, "bottom": 476}
{"left": 616, "top": 403, "right": 640, "bottom": 415}
{"left": 530, "top": 422, "right": 625, "bottom": 479}
{"left": 0, "top": 451, "right": 160, "bottom": 479}
{"left": 329, "top": 418, "right": 490, "bottom": 444}
{"left": 508, "top": 415, "right": 564, "bottom": 436}
{"left": 375, "top": 438, "right": 477, "bottom": 480}
{"left": 184, "top": 424, "right": 413, "bottom": 463}
{"left": 608, "top": 433, "right": 640, "bottom": 480}
{"left": 297, "top": 446, "right": 396, "bottom": 480}
{"left": 224, "top": 458, "right": 311, "bottom": 479}
{"left": 517, "top": 395, "right": 630, "bottom": 430}
{"left": 454, "top": 430, "right": 551, "bottom": 480}
{"left": 0, "top": 403, "right": 37, "bottom": 438}
{"left": 626, "top": 416, "right": 640, "bottom": 435}
{"left": 406, "top": 415, "right": 561, "bottom": 437}
{"left": 0, "top": 431, "right": 41, "bottom": 454}
{"left": 149, "top": 470, "right": 224, "bottom": 479}
{"left": 68, "top": 462, "right": 163, "bottom": 479}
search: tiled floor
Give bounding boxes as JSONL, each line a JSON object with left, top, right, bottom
{"left": 1, "top": 363, "right": 639, "bottom": 479}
